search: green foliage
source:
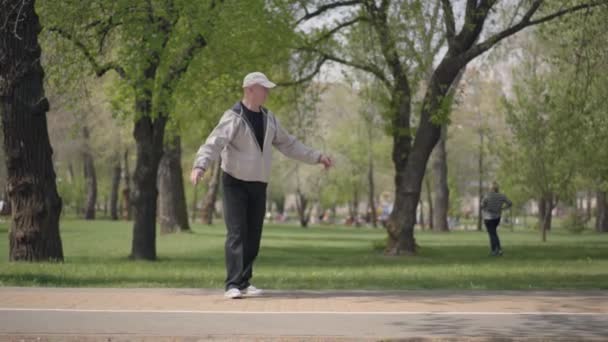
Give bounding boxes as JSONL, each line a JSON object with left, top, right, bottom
{"left": 562, "top": 211, "right": 588, "bottom": 234}
{"left": 496, "top": 6, "right": 608, "bottom": 216}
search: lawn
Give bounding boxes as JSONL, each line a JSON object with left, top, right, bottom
{"left": 0, "top": 219, "right": 607, "bottom": 290}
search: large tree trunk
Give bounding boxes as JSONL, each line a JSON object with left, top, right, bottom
{"left": 1, "top": 0, "right": 64, "bottom": 261}
{"left": 200, "top": 159, "right": 221, "bottom": 225}
{"left": 385, "top": 84, "right": 416, "bottom": 254}
{"left": 82, "top": 126, "right": 97, "bottom": 220}
{"left": 110, "top": 155, "right": 121, "bottom": 220}
{"left": 387, "top": 60, "right": 462, "bottom": 255}
{"left": 122, "top": 149, "right": 132, "bottom": 220}
{"left": 130, "top": 91, "right": 166, "bottom": 260}
{"left": 158, "top": 135, "right": 190, "bottom": 234}
{"left": 597, "top": 190, "right": 608, "bottom": 233}
{"left": 432, "top": 126, "right": 449, "bottom": 232}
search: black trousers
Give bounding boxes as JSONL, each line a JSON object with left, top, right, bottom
{"left": 222, "top": 171, "right": 267, "bottom": 291}
{"left": 484, "top": 217, "right": 502, "bottom": 252}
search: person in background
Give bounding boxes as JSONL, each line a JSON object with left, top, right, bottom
{"left": 481, "top": 182, "right": 512, "bottom": 256}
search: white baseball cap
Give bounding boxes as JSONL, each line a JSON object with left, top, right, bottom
{"left": 242, "top": 72, "right": 276, "bottom": 88}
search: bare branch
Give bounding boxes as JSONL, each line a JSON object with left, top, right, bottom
{"left": 48, "top": 27, "right": 127, "bottom": 79}
{"left": 296, "top": 0, "right": 362, "bottom": 25}
{"left": 312, "top": 15, "right": 368, "bottom": 44}
{"left": 527, "top": 1, "right": 606, "bottom": 26}
{"left": 462, "top": 0, "right": 607, "bottom": 62}
{"left": 276, "top": 56, "right": 328, "bottom": 87}
{"left": 297, "top": 46, "right": 391, "bottom": 88}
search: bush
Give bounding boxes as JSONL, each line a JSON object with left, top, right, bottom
{"left": 562, "top": 211, "right": 588, "bottom": 234}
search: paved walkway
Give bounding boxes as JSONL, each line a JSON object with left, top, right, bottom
{"left": 1, "top": 287, "right": 607, "bottom": 341}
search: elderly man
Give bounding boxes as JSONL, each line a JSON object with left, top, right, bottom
{"left": 191, "top": 72, "right": 333, "bottom": 298}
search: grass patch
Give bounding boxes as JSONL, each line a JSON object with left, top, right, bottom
{"left": 0, "top": 219, "right": 607, "bottom": 290}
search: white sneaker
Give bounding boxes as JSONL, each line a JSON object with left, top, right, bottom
{"left": 224, "top": 288, "right": 242, "bottom": 299}
{"left": 242, "top": 285, "right": 263, "bottom": 297}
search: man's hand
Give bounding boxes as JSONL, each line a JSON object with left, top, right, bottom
{"left": 319, "top": 155, "right": 333, "bottom": 170}
{"left": 190, "top": 167, "right": 205, "bottom": 185}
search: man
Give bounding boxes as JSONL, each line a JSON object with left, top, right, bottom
{"left": 191, "top": 72, "right": 333, "bottom": 299}
{"left": 481, "top": 182, "right": 512, "bottom": 256}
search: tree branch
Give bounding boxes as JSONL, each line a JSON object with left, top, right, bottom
{"left": 312, "top": 15, "right": 368, "bottom": 44}
{"left": 440, "top": 0, "right": 455, "bottom": 45}
{"left": 461, "top": 0, "right": 607, "bottom": 63}
{"left": 163, "top": 34, "right": 207, "bottom": 89}
{"left": 296, "top": 0, "right": 363, "bottom": 25}
{"left": 276, "top": 56, "right": 328, "bottom": 87}
{"left": 457, "top": 0, "right": 498, "bottom": 49}
{"left": 297, "top": 46, "right": 391, "bottom": 88}
{"left": 48, "top": 27, "right": 127, "bottom": 79}
{"left": 97, "top": 16, "right": 122, "bottom": 53}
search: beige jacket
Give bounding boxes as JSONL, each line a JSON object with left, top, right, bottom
{"left": 193, "top": 102, "right": 321, "bottom": 183}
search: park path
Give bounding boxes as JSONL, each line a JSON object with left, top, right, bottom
{"left": 1, "top": 287, "right": 607, "bottom": 341}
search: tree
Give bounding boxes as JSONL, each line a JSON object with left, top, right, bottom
{"left": 1, "top": 0, "right": 64, "bottom": 261}
{"left": 498, "top": 38, "right": 582, "bottom": 240}
{"left": 542, "top": 6, "right": 608, "bottom": 232}
{"left": 42, "top": 0, "right": 294, "bottom": 259}
{"left": 288, "top": 0, "right": 607, "bottom": 254}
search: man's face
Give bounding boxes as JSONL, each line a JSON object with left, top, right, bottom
{"left": 248, "top": 84, "right": 270, "bottom": 105}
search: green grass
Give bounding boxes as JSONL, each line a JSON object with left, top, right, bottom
{"left": 0, "top": 219, "right": 607, "bottom": 290}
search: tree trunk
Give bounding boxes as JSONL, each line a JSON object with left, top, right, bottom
{"left": 295, "top": 187, "right": 310, "bottom": 228}
{"left": 130, "top": 91, "right": 166, "bottom": 260}
{"left": 430, "top": 68, "right": 464, "bottom": 232}
{"left": 425, "top": 174, "right": 433, "bottom": 230}
{"left": 190, "top": 183, "right": 198, "bottom": 222}
{"left": 385, "top": 60, "right": 461, "bottom": 254}
{"left": 110, "top": 156, "right": 121, "bottom": 220}
{"left": 367, "top": 152, "right": 377, "bottom": 228}
{"left": 385, "top": 83, "right": 416, "bottom": 254}
{"left": 82, "top": 126, "right": 97, "bottom": 220}
{"left": 122, "top": 149, "right": 131, "bottom": 220}
{"left": 477, "top": 127, "right": 484, "bottom": 231}
{"left": 352, "top": 186, "right": 360, "bottom": 227}
{"left": 103, "top": 195, "right": 108, "bottom": 218}
{"left": 275, "top": 196, "right": 285, "bottom": 216}
{"left": 158, "top": 135, "right": 190, "bottom": 234}
{"left": 200, "top": 159, "right": 221, "bottom": 225}
{"left": 539, "top": 194, "right": 554, "bottom": 242}
{"left": 67, "top": 162, "right": 75, "bottom": 184}
{"left": 418, "top": 198, "right": 424, "bottom": 229}
{"left": 597, "top": 190, "right": 608, "bottom": 233}
{"left": 586, "top": 190, "right": 593, "bottom": 222}
{"left": 1, "top": 0, "right": 64, "bottom": 261}
{"left": 432, "top": 126, "right": 450, "bottom": 232}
